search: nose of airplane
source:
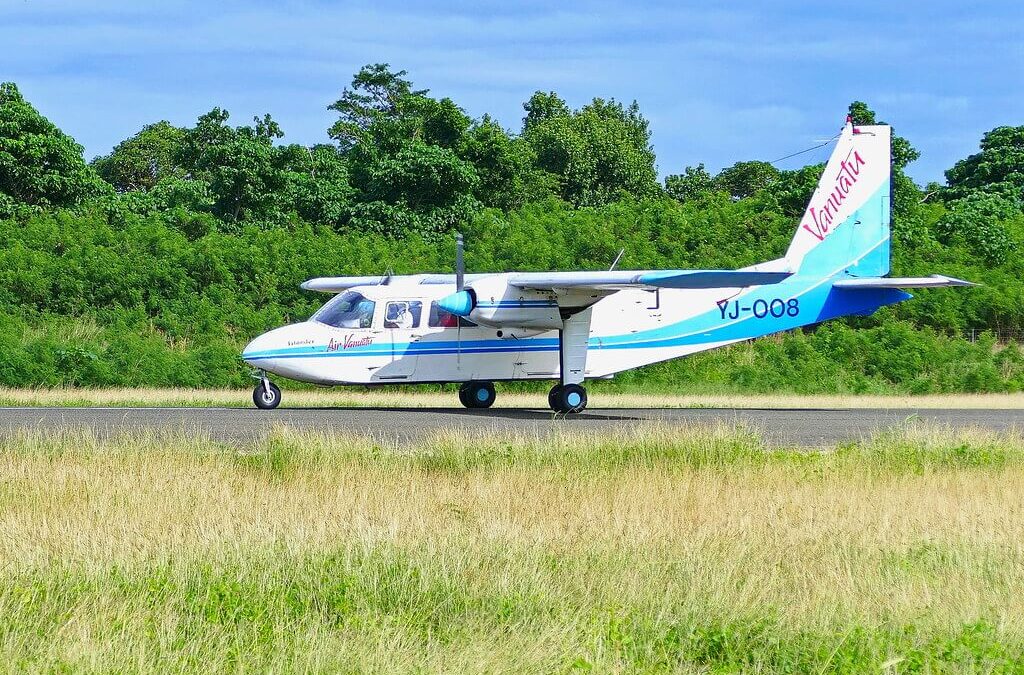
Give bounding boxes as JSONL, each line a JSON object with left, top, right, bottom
{"left": 242, "top": 323, "right": 325, "bottom": 384}
{"left": 241, "top": 329, "right": 283, "bottom": 366}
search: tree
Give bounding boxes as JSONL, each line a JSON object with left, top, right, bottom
{"left": 713, "top": 161, "right": 781, "bottom": 200}
{"left": 945, "top": 125, "right": 1024, "bottom": 203}
{"left": 0, "top": 82, "right": 108, "bottom": 212}
{"left": 523, "top": 96, "right": 658, "bottom": 206}
{"left": 460, "top": 115, "right": 548, "bottom": 210}
{"left": 328, "top": 64, "right": 479, "bottom": 234}
{"left": 348, "top": 140, "right": 478, "bottom": 235}
{"left": 522, "top": 91, "right": 570, "bottom": 132}
{"left": 935, "top": 192, "right": 1017, "bottom": 264}
{"left": 280, "top": 144, "right": 354, "bottom": 227}
{"left": 327, "top": 63, "right": 426, "bottom": 151}
{"left": 91, "top": 121, "right": 186, "bottom": 192}
{"left": 664, "top": 164, "right": 714, "bottom": 203}
{"left": 766, "top": 164, "right": 823, "bottom": 218}
{"left": 177, "top": 109, "right": 291, "bottom": 225}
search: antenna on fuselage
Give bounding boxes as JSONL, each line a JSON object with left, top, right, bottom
{"left": 609, "top": 248, "right": 625, "bottom": 271}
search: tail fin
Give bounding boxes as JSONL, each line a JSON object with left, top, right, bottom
{"left": 785, "top": 120, "right": 891, "bottom": 277}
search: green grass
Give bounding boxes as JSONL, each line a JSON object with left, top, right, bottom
{"left": 4, "top": 385, "right": 1024, "bottom": 409}
{"left": 2, "top": 424, "right": 1023, "bottom": 672}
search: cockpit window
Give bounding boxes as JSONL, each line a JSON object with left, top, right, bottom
{"left": 311, "top": 291, "right": 376, "bottom": 328}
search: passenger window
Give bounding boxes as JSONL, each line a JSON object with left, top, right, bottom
{"left": 428, "top": 301, "right": 476, "bottom": 328}
{"left": 384, "top": 301, "right": 422, "bottom": 329}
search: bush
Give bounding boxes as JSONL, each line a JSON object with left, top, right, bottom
{"left": 0, "top": 192, "right": 1021, "bottom": 393}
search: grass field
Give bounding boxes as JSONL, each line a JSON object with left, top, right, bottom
{"left": 3, "top": 385, "right": 1024, "bottom": 409}
{"left": 1, "top": 423, "right": 1023, "bottom": 672}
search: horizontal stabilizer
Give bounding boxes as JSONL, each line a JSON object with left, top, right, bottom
{"left": 832, "top": 275, "right": 976, "bottom": 289}
{"left": 637, "top": 270, "right": 792, "bottom": 289}
{"left": 508, "top": 269, "right": 791, "bottom": 291}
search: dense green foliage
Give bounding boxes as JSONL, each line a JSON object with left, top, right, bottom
{"left": 0, "top": 66, "right": 1022, "bottom": 392}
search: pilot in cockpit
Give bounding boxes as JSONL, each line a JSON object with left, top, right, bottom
{"left": 385, "top": 302, "right": 414, "bottom": 329}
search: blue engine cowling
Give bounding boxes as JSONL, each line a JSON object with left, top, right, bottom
{"left": 437, "top": 275, "right": 563, "bottom": 330}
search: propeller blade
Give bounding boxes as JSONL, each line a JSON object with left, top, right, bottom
{"left": 455, "top": 232, "right": 465, "bottom": 363}
{"left": 455, "top": 232, "right": 465, "bottom": 291}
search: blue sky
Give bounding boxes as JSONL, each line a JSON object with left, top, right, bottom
{"left": 2, "top": 0, "right": 1021, "bottom": 184}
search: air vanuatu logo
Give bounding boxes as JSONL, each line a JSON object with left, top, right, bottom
{"left": 801, "top": 149, "right": 867, "bottom": 242}
{"left": 327, "top": 335, "right": 374, "bottom": 352}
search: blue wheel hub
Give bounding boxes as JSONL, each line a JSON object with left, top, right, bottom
{"left": 566, "top": 392, "right": 581, "bottom": 407}
{"left": 476, "top": 388, "right": 489, "bottom": 402}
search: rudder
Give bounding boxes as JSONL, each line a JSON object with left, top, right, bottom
{"left": 785, "top": 120, "right": 892, "bottom": 277}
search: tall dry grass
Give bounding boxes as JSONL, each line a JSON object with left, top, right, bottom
{"left": 3, "top": 385, "right": 1024, "bottom": 409}
{"left": 1, "top": 424, "right": 1022, "bottom": 672}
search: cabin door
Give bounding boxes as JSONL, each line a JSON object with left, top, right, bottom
{"left": 380, "top": 300, "right": 422, "bottom": 380}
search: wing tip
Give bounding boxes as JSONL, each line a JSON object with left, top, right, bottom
{"left": 940, "top": 275, "right": 980, "bottom": 287}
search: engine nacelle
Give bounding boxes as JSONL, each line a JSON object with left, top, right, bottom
{"left": 437, "top": 274, "right": 563, "bottom": 330}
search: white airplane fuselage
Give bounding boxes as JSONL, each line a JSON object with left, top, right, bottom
{"left": 243, "top": 281, "right": 714, "bottom": 385}
{"left": 240, "top": 268, "right": 906, "bottom": 386}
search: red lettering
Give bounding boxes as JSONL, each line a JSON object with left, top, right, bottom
{"left": 343, "top": 334, "right": 373, "bottom": 349}
{"left": 802, "top": 222, "right": 825, "bottom": 241}
{"left": 852, "top": 150, "right": 866, "bottom": 171}
{"left": 800, "top": 146, "right": 868, "bottom": 243}
{"left": 326, "top": 335, "right": 374, "bottom": 352}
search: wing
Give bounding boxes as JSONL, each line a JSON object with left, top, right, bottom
{"left": 300, "top": 276, "right": 388, "bottom": 292}
{"left": 832, "top": 275, "right": 976, "bottom": 289}
{"left": 300, "top": 273, "right": 495, "bottom": 293}
{"left": 507, "top": 269, "right": 792, "bottom": 291}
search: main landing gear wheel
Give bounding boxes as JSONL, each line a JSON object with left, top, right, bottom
{"left": 253, "top": 380, "right": 282, "bottom": 410}
{"left": 459, "top": 381, "right": 496, "bottom": 409}
{"left": 551, "top": 383, "right": 587, "bottom": 414}
{"left": 548, "top": 384, "right": 562, "bottom": 410}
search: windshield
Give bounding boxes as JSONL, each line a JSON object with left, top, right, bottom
{"left": 311, "top": 291, "right": 376, "bottom": 328}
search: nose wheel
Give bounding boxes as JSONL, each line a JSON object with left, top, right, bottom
{"left": 459, "top": 381, "right": 496, "bottom": 409}
{"left": 253, "top": 378, "right": 282, "bottom": 410}
{"left": 548, "top": 383, "right": 587, "bottom": 414}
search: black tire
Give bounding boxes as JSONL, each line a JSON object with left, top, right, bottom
{"left": 253, "top": 381, "right": 282, "bottom": 410}
{"left": 458, "top": 383, "right": 473, "bottom": 408}
{"left": 460, "top": 381, "right": 496, "bottom": 409}
{"left": 547, "top": 384, "right": 562, "bottom": 410}
{"left": 552, "top": 383, "right": 587, "bottom": 414}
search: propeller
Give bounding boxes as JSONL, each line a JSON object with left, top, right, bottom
{"left": 438, "top": 232, "right": 474, "bottom": 316}
{"left": 456, "top": 232, "right": 464, "bottom": 291}
{"left": 454, "top": 232, "right": 465, "bottom": 365}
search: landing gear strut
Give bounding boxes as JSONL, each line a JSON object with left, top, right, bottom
{"left": 252, "top": 375, "right": 282, "bottom": 410}
{"left": 459, "top": 381, "right": 496, "bottom": 409}
{"left": 547, "top": 308, "right": 592, "bottom": 414}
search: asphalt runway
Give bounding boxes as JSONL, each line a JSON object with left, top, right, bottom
{"left": 1, "top": 406, "right": 1021, "bottom": 447}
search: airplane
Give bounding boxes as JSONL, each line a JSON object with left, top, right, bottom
{"left": 242, "top": 118, "right": 974, "bottom": 413}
